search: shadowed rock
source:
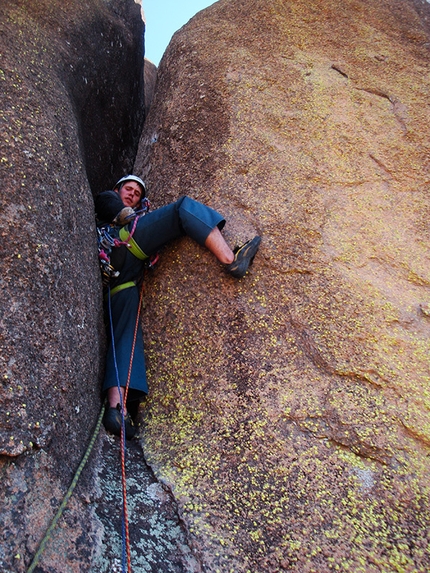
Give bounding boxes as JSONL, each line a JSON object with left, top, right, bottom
{"left": 144, "top": 58, "right": 158, "bottom": 119}
{"left": 135, "top": 0, "right": 430, "bottom": 571}
{"left": 0, "top": 0, "right": 146, "bottom": 570}
{"left": 2, "top": 0, "right": 430, "bottom": 571}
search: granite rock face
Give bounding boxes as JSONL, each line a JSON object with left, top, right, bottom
{"left": 0, "top": 0, "right": 145, "bottom": 571}
{"left": 135, "top": 0, "right": 430, "bottom": 571}
{"left": 144, "top": 58, "right": 158, "bottom": 120}
{"left": 2, "top": 0, "right": 430, "bottom": 571}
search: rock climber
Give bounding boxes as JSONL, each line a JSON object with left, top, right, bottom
{"left": 95, "top": 175, "right": 261, "bottom": 439}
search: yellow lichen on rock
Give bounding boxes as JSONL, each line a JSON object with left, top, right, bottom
{"left": 135, "top": 0, "right": 430, "bottom": 571}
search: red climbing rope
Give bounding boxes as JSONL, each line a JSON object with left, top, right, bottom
{"left": 114, "top": 213, "right": 140, "bottom": 248}
{"left": 119, "top": 279, "right": 146, "bottom": 573}
{"left": 124, "top": 280, "right": 145, "bottom": 405}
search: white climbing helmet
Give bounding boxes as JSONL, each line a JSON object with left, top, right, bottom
{"left": 114, "top": 175, "right": 146, "bottom": 194}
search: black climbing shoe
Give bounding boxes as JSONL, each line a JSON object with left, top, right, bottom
{"left": 225, "top": 236, "right": 261, "bottom": 278}
{"left": 103, "top": 404, "right": 136, "bottom": 440}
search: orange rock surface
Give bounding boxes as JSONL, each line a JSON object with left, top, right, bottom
{"left": 135, "top": 0, "right": 430, "bottom": 571}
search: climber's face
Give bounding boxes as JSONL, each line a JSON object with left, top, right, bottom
{"left": 117, "top": 181, "right": 142, "bottom": 208}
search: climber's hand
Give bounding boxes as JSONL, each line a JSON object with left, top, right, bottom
{"left": 113, "top": 207, "right": 136, "bottom": 226}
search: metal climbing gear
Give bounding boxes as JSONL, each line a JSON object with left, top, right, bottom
{"left": 97, "top": 225, "right": 121, "bottom": 286}
{"left": 97, "top": 197, "right": 154, "bottom": 287}
{"left": 107, "top": 280, "right": 137, "bottom": 299}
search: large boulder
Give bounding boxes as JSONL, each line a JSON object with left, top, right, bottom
{"left": 0, "top": 0, "right": 145, "bottom": 570}
{"left": 135, "top": 0, "right": 430, "bottom": 571}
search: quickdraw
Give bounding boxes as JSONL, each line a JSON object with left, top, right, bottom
{"left": 97, "top": 225, "right": 121, "bottom": 286}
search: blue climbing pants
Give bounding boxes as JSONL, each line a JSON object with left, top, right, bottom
{"left": 102, "top": 196, "right": 225, "bottom": 400}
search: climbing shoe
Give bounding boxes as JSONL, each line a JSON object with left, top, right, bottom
{"left": 103, "top": 404, "right": 136, "bottom": 440}
{"left": 225, "top": 236, "right": 261, "bottom": 278}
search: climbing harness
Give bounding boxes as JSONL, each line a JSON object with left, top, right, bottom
{"left": 97, "top": 197, "right": 153, "bottom": 287}
{"left": 97, "top": 225, "right": 121, "bottom": 286}
{"left": 119, "top": 225, "right": 149, "bottom": 261}
{"left": 97, "top": 214, "right": 139, "bottom": 286}
{"left": 26, "top": 403, "right": 106, "bottom": 573}
{"left": 107, "top": 280, "right": 137, "bottom": 299}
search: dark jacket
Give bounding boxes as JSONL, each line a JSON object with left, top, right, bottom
{"left": 95, "top": 190, "right": 125, "bottom": 224}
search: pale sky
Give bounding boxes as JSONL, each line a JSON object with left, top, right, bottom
{"left": 142, "top": 0, "right": 217, "bottom": 66}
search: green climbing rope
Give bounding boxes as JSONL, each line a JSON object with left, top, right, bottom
{"left": 26, "top": 403, "right": 106, "bottom": 573}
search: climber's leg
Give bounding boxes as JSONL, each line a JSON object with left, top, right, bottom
{"left": 131, "top": 196, "right": 226, "bottom": 254}
{"left": 204, "top": 226, "right": 234, "bottom": 264}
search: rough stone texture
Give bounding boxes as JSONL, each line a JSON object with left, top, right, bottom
{"left": 2, "top": 0, "right": 430, "bottom": 571}
{"left": 89, "top": 432, "right": 199, "bottom": 573}
{"left": 0, "top": 0, "right": 148, "bottom": 571}
{"left": 135, "top": 0, "right": 430, "bottom": 571}
{"left": 144, "top": 59, "right": 158, "bottom": 120}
